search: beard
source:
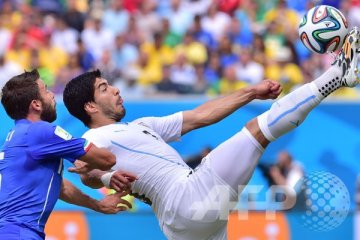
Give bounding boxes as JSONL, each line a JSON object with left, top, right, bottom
{"left": 40, "top": 99, "right": 57, "bottom": 122}
{"left": 113, "top": 107, "right": 126, "bottom": 122}
{"left": 103, "top": 105, "right": 126, "bottom": 122}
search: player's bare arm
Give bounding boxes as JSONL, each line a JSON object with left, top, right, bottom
{"left": 69, "top": 160, "right": 137, "bottom": 191}
{"left": 181, "top": 80, "right": 282, "bottom": 135}
{"left": 59, "top": 179, "right": 132, "bottom": 214}
{"left": 78, "top": 144, "right": 116, "bottom": 171}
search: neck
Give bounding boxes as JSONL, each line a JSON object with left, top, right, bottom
{"left": 26, "top": 113, "right": 41, "bottom": 122}
{"left": 89, "top": 116, "right": 117, "bottom": 129}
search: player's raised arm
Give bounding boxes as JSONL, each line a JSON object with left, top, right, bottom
{"left": 181, "top": 80, "right": 282, "bottom": 135}
{"left": 59, "top": 179, "right": 132, "bottom": 214}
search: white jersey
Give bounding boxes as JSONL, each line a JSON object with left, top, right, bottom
{"left": 82, "top": 112, "right": 192, "bottom": 219}
{"left": 83, "top": 111, "right": 263, "bottom": 240}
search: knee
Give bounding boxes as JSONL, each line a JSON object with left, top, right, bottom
{"left": 245, "top": 118, "right": 270, "bottom": 148}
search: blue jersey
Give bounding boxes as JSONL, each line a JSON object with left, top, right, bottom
{"left": 0, "top": 119, "right": 91, "bottom": 239}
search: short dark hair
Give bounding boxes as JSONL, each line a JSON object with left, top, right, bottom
{"left": 63, "top": 69, "right": 101, "bottom": 127}
{"left": 1, "top": 69, "right": 41, "bottom": 120}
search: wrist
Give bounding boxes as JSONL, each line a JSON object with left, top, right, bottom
{"left": 244, "top": 86, "right": 257, "bottom": 100}
{"left": 100, "top": 171, "right": 116, "bottom": 188}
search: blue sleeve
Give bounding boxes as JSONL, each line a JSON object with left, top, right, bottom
{"left": 27, "top": 122, "right": 90, "bottom": 163}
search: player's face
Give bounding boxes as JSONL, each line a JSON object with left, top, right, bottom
{"left": 37, "top": 79, "right": 57, "bottom": 122}
{"left": 93, "top": 78, "right": 125, "bottom": 121}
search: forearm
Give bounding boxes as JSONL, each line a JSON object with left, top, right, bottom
{"left": 182, "top": 87, "right": 256, "bottom": 134}
{"left": 80, "top": 169, "right": 107, "bottom": 189}
{"left": 196, "top": 87, "right": 256, "bottom": 122}
{"left": 59, "top": 179, "right": 102, "bottom": 212}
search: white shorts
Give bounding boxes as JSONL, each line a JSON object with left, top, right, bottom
{"left": 159, "top": 128, "right": 263, "bottom": 240}
{"left": 160, "top": 158, "right": 233, "bottom": 240}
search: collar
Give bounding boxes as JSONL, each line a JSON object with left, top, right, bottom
{"left": 15, "top": 119, "right": 33, "bottom": 125}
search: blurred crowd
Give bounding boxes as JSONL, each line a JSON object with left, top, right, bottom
{"left": 1, "top": 0, "right": 360, "bottom": 99}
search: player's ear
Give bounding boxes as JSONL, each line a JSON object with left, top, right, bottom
{"left": 29, "top": 99, "right": 42, "bottom": 111}
{"left": 84, "top": 102, "right": 97, "bottom": 114}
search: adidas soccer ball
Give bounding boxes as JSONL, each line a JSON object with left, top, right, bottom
{"left": 299, "top": 5, "right": 348, "bottom": 54}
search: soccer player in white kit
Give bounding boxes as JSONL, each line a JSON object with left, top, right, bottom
{"left": 63, "top": 28, "right": 360, "bottom": 240}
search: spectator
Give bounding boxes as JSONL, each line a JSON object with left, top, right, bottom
{"left": 81, "top": 17, "right": 115, "bottom": 61}
{"left": 53, "top": 53, "right": 82, "bottom": 94}
{"left": 161, "top": 17, "right": 182, "bottom": 48}
{"left": 125, "top": 15, "right": 145, "bottom": 47}
{"left": 112, "top": 34, "right": 139, "bottom": 75}
{"left": 51, "top": 16, "right": 79, "bottom": 54}
{"left": 217, "top": 35, "right": 239, "bottom": 68}
{"left": 0, "top": 16, "right": 11, "bottom": 56}
{"left": 234, "top": 48, "right": 264, "bottom": 85}
{"left": 102, "top": 0, "right": 129, "bottom": 36}
{"left": 140, "top": 31, "right": 175, "bottom": 68}
{"left": 134, "top": 51, "right": 162, "bottom": 86}
{"left": 29, "top": 49, "right": 55, "bottom": 88}
{"left": 269, "top": 150, "right": 306, "bottom": 211}
{"left": 226, "top": 16, "right": 253, "bottom": 48}
{"left": 201, "top": 3, "right": 231, "bottom": 41}
{"left": 63, "top": 0, "right": 86, "bottom": 32}
{"left": 204, "top": 51, "right": 222, "bottom": 85}
{"left": 191, "top": 14, "right": 217, "bottom": 51}
{"left": 265, "top": 46, "right": 304, "bottom": 94}
{"left": 0, "top": 55, "right": 22, "bottom": 90}
{"left": 264, "top": 0, "right": 300, "bottom": 34}
{"left": 37, "top": 33, "right": 69, "bottom": 76}
{"left": 209, "top": 64, "right": 247, "bottom": 95}
{"left": 167, "top": 0, "right": 194, "bottom": 36}
{"left": 252, "top": 34, "right": 266, "bottom": 65}
{"left": 76, "top": 38, "right": 95, "bottom": 71}
{"left": 95, "top": 49, "right": 121, "bottom": 85}
{"left": 136, "top": 0, "right": 161, "bottom": 41}
{"left": 175, "top": 31, "right": 207, "bottom": 65}
{"left": 156, "top": 64, "right": 178, "bottom": 93}
{"left": 0, "top": 0, "right": 22, "bottom": 30}
{"left": 193, "top": 64, "right": 208, "bottom": 94}
{"left": 30, "top": 0, "right": 64, "bottom": 14}
{"left": 5, "top": 35, "right": 31, "bottom": 69}
{"left": 169, "top": 53, "right": 197, "bottom": 94}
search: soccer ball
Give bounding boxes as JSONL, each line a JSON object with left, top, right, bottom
{"left": 299, "top": 5, "right": 348, "bottom": 54}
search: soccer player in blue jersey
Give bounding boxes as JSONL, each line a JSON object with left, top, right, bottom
{"left": 0, "top": 70, "right": 136, "bottom": 240}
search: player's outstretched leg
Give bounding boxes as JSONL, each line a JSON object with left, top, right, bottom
{"left": 258, "top": 26, "right": 360, "bottom": 142}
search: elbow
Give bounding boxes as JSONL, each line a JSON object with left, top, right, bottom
{"left": 80, "top": 174, "right": 92, "bottom": 187}
{"left": 99, "top": 152, "right": 116, "bottom": 170}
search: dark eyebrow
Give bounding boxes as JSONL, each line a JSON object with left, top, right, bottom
{"left": 97, "top": 81, "right": 108, "bottom": 89}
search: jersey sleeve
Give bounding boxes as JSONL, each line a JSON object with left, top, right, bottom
{"left": 132, "top": 112, "right": 183, "bottom": 142}
{"left": 27, "top": 122, "right": 91, "bottom": 163}
{"left": 82, "top": 129, "right": 111, "bottom": 149}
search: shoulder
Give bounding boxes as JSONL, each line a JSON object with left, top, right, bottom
{"left": 28, "top": 121, "right": 55, "bottom": 136}
{"left": 29, "top": 122, "right": 73, "bottom": 141}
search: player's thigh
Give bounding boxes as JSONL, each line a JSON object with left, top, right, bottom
{"left": 207, "top": 127, "right": 264, "bottom": 191}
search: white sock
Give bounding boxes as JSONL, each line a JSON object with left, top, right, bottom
{"left": 258, "top": 66, "right": 342, "bottom": 141}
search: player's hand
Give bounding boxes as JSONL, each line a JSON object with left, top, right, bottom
{"left": 68, "top": 160, "right": 94, "bottom": 174}
{"left": 110, "top": 171, "right": 138, "bottom": 192}
{"left": 253, "top": 79, "right": 282, "bottom": 100}
{"left": 97, "top": 191, "right": 132, "bottom": 214}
